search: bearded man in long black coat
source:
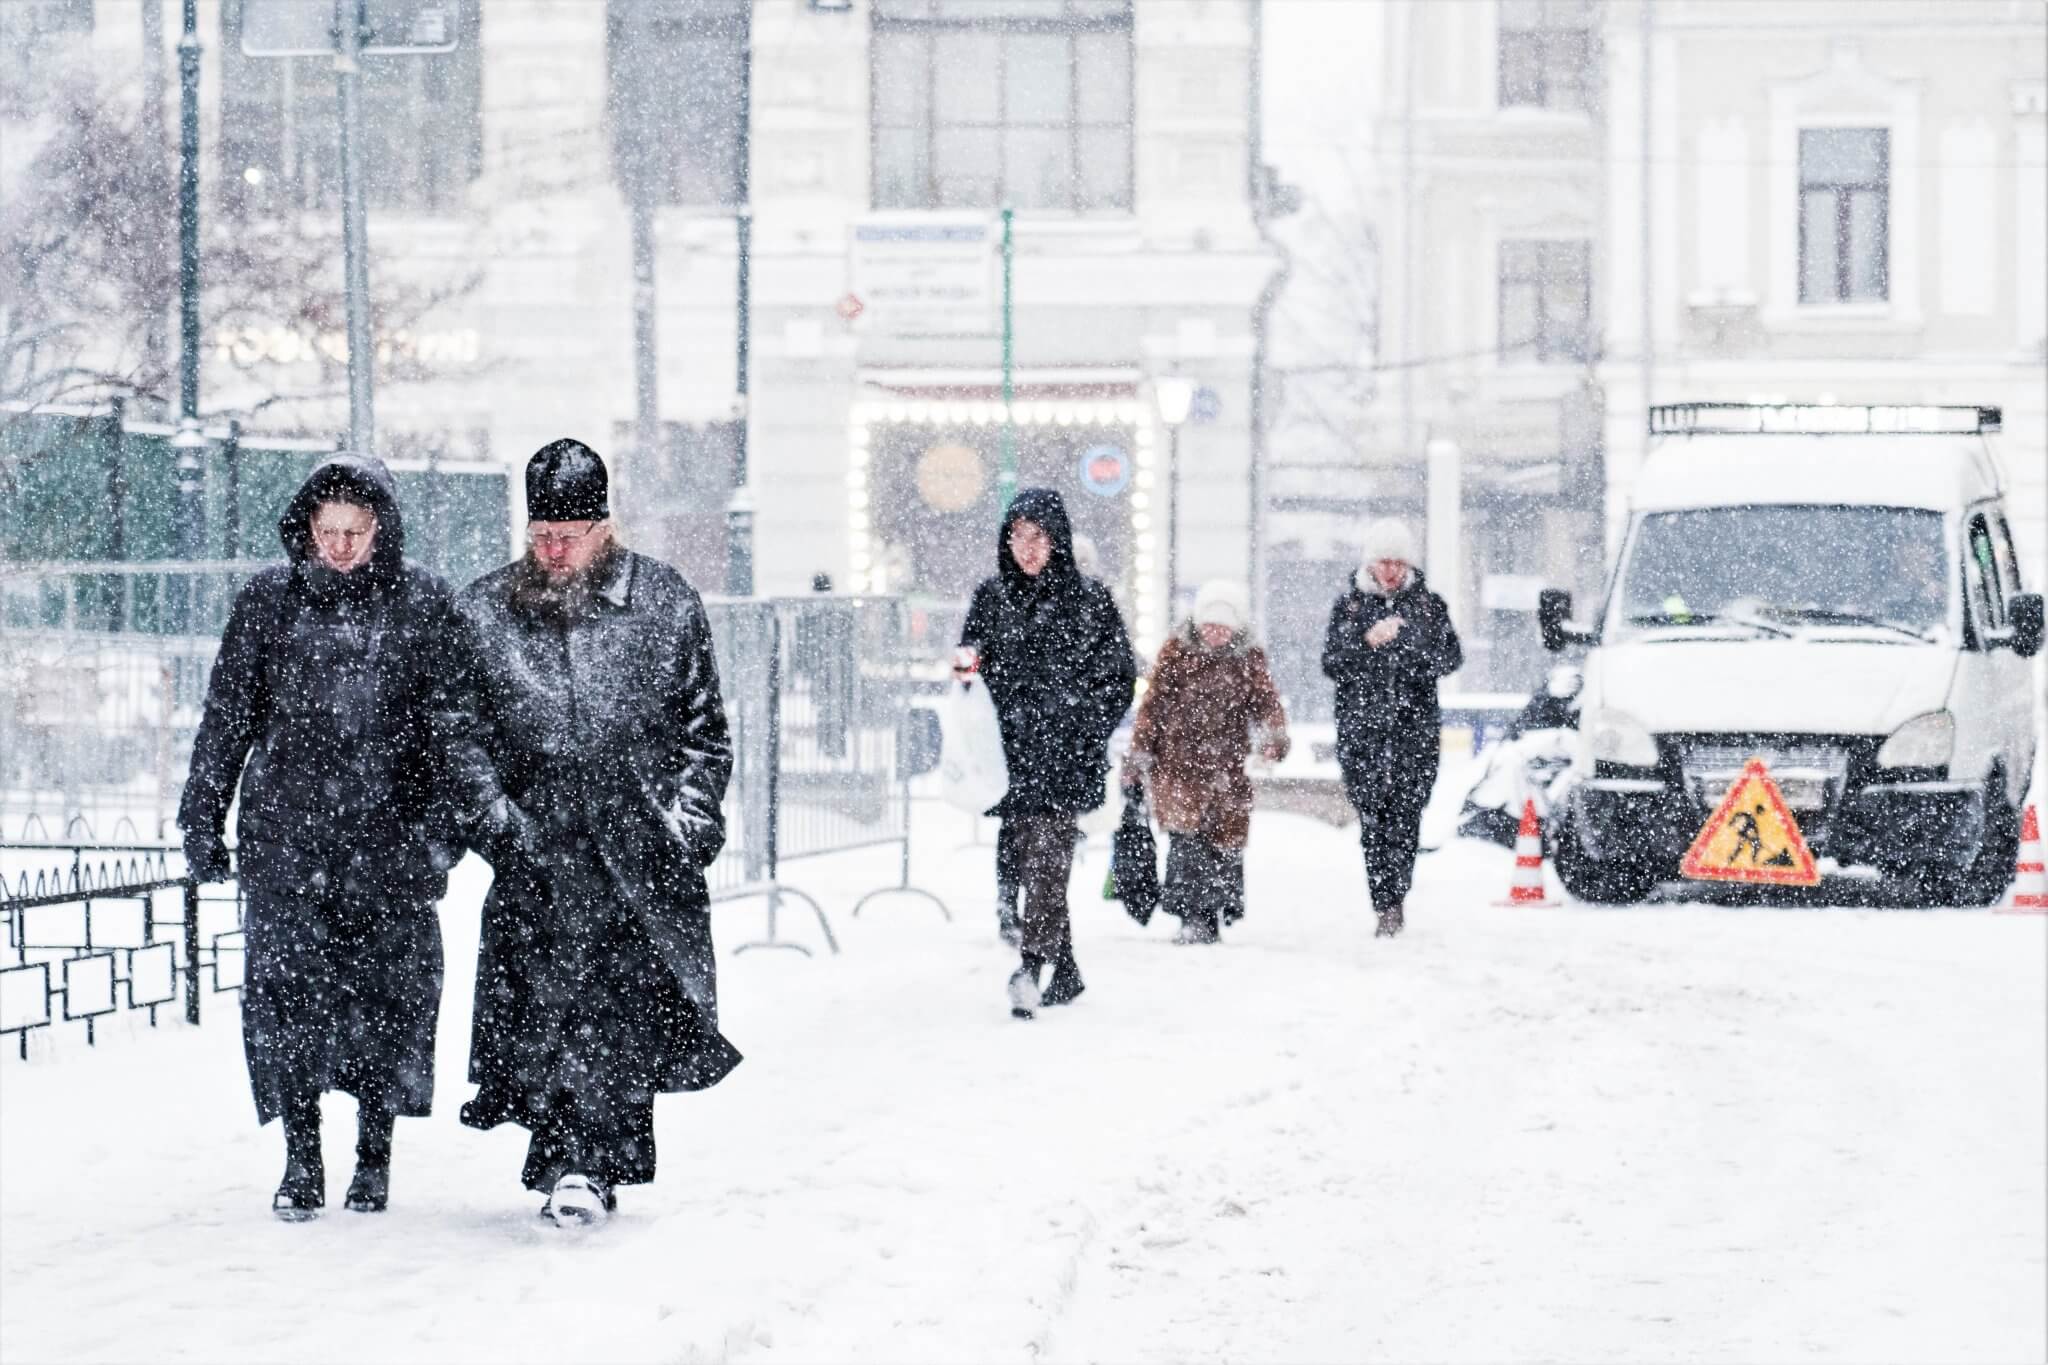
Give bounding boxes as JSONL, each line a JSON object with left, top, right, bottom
{"left": 447, "top": 438, "right": 742, "bottom": 1227}
{"left": 180, "top": 454, "right": 457, "bottom": 1220}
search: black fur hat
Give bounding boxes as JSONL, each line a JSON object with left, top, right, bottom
{"left": 526, "top": 438, "right": 610, "bottom": 522}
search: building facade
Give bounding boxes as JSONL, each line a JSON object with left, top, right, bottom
{"left": 6, "top": 0, "right": 1279, "bottom": 662}
{"left": 1306, "top": 0, "right": 2045, "bottom": 695}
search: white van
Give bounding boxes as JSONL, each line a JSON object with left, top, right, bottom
{"left": 1539, "top": 403, "right": 2041, "bottom": 907}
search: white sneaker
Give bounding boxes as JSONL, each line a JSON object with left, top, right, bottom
{"left": 541, "top": 1173, "right": 612, "bottom": 1228}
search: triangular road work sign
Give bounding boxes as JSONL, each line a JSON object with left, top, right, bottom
{"left": 1680, "top": 758, "right": 1821, "bottom": 886}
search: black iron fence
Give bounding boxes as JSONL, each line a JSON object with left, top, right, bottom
{"left": 0, "top": 834, "right": 244, "bottom": 1059}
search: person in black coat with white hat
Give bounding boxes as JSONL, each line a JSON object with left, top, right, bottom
{"left": 1322, "top": 517, "right": 1463, "bottom": 937}
{"left": 180, "top": 454, "right": 459, "bottom": 1220}
{"left": 958, "top": 489, "right": 1136, "bottom": 1019}
{"left": 445, "top": 438, "right": 742, "bottom": 1228}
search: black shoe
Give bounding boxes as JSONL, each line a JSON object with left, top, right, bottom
{"left": 1041, "top": 959, "right": 1086, "bottom": 1007}
{"left": 273, "top": 1156, "right": 325, "bottom": 1222}
{"left": 1374, "top": 905, "right": 1404, "bottom": 938}
{"left": 344, "top": 1163, "right": 389, "bottom": 1213}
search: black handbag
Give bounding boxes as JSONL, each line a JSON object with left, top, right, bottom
{"left": 1107, "top": 794, "right": 1161, "bottom": 925}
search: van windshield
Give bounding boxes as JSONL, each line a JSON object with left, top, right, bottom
{"left": 1615, "top": 505, "right": 1948, "bottom": 641}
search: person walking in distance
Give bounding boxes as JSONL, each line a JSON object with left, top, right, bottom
{"left": 959, "top": 489, "right": 1136, "bottom": 1018}
{"left": 180, "top": 455, "right": 459, "bottom": 1220}
{"left": 991, "top": 530, "right": 1111, "bottom": 947}
{"left": 446, "top": 439, "right": 742, "bottom": 1227}
{"left": 1321, "top": 518, "right": 1463, "bottom": 938}
{"left": 1125, "top": 580, "right": 1289, "bottom": 944}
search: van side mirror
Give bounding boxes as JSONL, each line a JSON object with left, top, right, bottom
{"left": 2009, "top": 593, "right": 2044, "bottom": 658}
{"left": 1538, "top": 588, "right": 1591, "bottom": 653}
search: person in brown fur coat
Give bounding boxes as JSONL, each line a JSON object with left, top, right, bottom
{"left": 1125, "top": 580, "right": 1290, "bottom": 944}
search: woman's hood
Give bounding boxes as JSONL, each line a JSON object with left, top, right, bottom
{"left": 277, "top": 453, "right": 406, "bottom": 570}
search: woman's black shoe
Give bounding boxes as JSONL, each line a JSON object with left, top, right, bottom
{"left": 344, "top": 1163, "right": 390, "bottom": 1213}
{"left": 273, "top": 1157, "right": 325, "bottom": 1222}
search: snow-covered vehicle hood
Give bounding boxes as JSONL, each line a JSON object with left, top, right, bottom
{"left": 1588, "top": 639, "right": 1955, "bottom": 737}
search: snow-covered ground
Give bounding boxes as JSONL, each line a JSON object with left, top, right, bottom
{"left": 3, "top": 786, "right": 2044, "bottom": 1365}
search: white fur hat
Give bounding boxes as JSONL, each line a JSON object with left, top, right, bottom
{"left": 1192, "top": 578, "right": 1250, "bottom": 632}
{"left": 1357, "top": 517, "right": 1419, "bottom": 571}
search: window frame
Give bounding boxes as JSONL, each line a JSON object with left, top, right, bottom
{"left": 606, "top": 0, "right": 751, "bottom": 210}
{"left": 1495, "top": 0, "right": 1595, "bottom": 114}
{"left": 1965, "top": 511, "right": 2007, "bottom": 633}
{"left": 1797, "top": 126, "right": 1890, "bottom": 305}
{"left": 1497, "top": 238, "right": 1593, "bottom": 365}
{"left": 870, "top": 0, "right": 1135, "bottom": 214}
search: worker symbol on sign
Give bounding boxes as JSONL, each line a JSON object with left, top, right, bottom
{"left": 1728, "top": 806, "right": 1796, "bottom": 867}
{"left": 1681, "top": 759, "right": 1820, "bottom": 886}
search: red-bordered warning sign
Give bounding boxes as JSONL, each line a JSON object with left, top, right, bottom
{"left": 1680, "top": 758, "right": 1821, "bottom": 886}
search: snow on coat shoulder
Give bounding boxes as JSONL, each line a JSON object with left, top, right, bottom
{"left": 938, "top": 674, "right": 1010, "bottom": 815}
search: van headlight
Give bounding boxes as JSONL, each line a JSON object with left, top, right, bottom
{"left": 1877, "top": 711, "right": 1954, "bottom": 769}
{"left": 1584, "top": 709, "right": 1660, "bottom": 768}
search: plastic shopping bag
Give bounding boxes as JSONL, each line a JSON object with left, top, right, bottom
{"left": 937, "top": 674, "right": 1010, "bottom": 815}
{"left": 1107, "top": 794, "right": 1161, "bottom": 925}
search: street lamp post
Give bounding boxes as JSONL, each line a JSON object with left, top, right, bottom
{"left": 1154, "top": 376, "right": 1196, "bottom": 621}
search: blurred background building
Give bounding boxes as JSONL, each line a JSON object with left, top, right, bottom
{"left": 2, "top": 0, "right": 2042, "bottom": 705}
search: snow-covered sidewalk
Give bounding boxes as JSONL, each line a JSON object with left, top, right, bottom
{"left": 2, "top": 806, "right": 2043, "bottom": 1365}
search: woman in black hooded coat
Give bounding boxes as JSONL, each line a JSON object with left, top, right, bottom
{"left": 179, "top": 454, "right": 459, "bottom": 1220}
{"left": 959, "top": 488, "right": 1136, "bottom": 1019}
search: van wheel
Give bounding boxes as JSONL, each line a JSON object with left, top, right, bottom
{"left": 1939, "top": 777, "right": 2024, "bottom": 909}
{"left": 1554, "top": 812, "right": 1659, "bottom": 904}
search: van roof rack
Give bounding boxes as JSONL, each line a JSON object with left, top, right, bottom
{"left": 1649, "top": 403, "right": 2001, "bottom": 436}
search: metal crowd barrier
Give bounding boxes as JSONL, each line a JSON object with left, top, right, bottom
{"left": 705, "top": 595, "right": 949, "bottom": 955}
{"left": 2, "top": 565, "right": 949, "bottom": 1043}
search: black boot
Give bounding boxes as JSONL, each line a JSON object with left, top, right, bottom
{"left": 1374, "top": 904, "right": 1404, "bottom": 938}
{"left": 345, "top": 1105, "right": 395, "bottom": 1213}
{"left": 1008, "top": 952, "right": 1046, "bottom": 1020}
{"left": 273, "top": 1092, "right": 325, "bottom": 1222}
{"left": 1041, "top": 939, "right": 1085, "bottom": 1007}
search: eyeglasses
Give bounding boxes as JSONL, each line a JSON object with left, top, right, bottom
{"left": 527, "top": 521, "right": 604, "bottom": 550}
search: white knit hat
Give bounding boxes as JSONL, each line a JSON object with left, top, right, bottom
{"left": 1192, "top": 579, "right": 1250, "bottom": 632}
{"left": 1357, "top": 517, "right": 1419, "bottom": 571}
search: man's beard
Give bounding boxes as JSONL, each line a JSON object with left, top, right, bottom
{"left": 510, "top": 542, "right": 619, "bottom": 623}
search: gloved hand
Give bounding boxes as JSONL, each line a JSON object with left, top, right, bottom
{"left": 184, "top": 835, "right": 231, "bottom": 884}
{"left": 481, "top": 796, "right": 543, "bottom": 867}
{"left": 425, "top": 836, "right": 461, "bottom": 874}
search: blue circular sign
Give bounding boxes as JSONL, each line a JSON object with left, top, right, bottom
{"left": 1077, "top": 443, "right": 1131, "bottom": 497}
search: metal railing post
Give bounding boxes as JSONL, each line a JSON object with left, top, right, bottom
{"left": 182, "top": 880, "right": 200, "bottom": 1025}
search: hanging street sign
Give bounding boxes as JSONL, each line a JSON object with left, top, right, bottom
{"left": 849, "top": 213, "right": 997, "bottom": 337}
{"left": 238, "top": 0, "right": 463, "bottom": 56}
{"left": 1680, "top": 758, "right": 1821, "bottom": 886}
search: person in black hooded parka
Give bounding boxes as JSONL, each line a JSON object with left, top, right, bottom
{"left": 959, "top": 488, "right": 1136, "bottom": 1019}
{"left": 445, "top": 438, "right": 742, "bottom": 1227}
{"left": 179, "top": 454, "right": 458, "bottom": 1220}
{"left": 1321, "top": 517, "right": 1463, "bottom": 937}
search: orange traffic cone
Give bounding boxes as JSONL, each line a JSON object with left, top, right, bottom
{"left": 1997, "top": 805, "right": 2047, "bottom": 914}
{"left": 1499, "top": 798, "right": 1559, "bottom": 907}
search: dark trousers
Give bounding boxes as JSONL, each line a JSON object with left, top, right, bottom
{"left": 1009, "top": 811, "right": 1080, "bottom": 962}
{"left": 1162, "top": 834, "right": 1245, "bottom": 937}
{"left": 1348, "top": 787, "right": 1428, "bottom": 912}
